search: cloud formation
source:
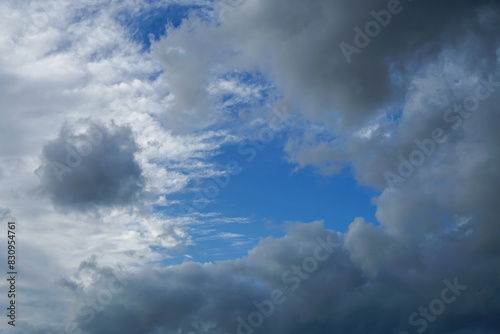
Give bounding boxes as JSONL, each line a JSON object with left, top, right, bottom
{"left": 1, "top": 0, "right": 500, "bottom": 333}
{"left": 55, "top": 221, "right": 500, "bottom": 334}
{"left": 36, "top": 121, "right": 144, "bottom": 209}
{"left": 34, "top": 1, "right": 497, "bottom": 333}
{"left": 154, "top": 0, "right": 500, "bottom": 185}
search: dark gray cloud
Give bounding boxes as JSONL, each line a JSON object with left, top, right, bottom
{"left": 31, "top": 1, "right": 500, "bottom": 333}
{"left": 50, "top": 221, "right": 500, "bottom": 334}
{"left": 36, "top": 120, "right": 144, "bottom": 209}
{"left": 156, "top": 0, "right": 500, "bottom": 127}
{"left": 12, "top": 0, "right": 500, "bottom": 333}
{"left": 153, "top": 0, "right": 500, "bottom": 196}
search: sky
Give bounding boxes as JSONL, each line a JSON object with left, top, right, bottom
{"left": 0, "top": 0, "right": 500, "bottom": 333}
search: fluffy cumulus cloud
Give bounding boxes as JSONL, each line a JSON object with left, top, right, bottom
{"left": 50, "top": 221, "right": 500, "bottom": 334}
{"left": 36, "top": 121, "right": 144, "bottom": 209}
{"left": 60, "top": 0, "right": 500, "bottom": 332}
{"left": 0, "top": 1, "right": 241, "bottom": 330}
{"left": 154, "top": 0, "right": 500, "bottom": 185}
{"left": 1, "top": 0, "right": 500, "bottom": 333}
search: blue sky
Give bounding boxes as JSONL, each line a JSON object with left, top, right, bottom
{"left": 1, "top": 1, "right": 499, "bottom": 333}
{"left": 118, "top": 3, "right": 201, "bottom": 49}
{"left": 163, "top": 136, "right": 379, "bottom": 263}
{"left": 116, "top": 3, "right": 379, "bottom": 263}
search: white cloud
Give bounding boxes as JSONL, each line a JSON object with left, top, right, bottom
{"left": 2, "top": 0, "right": 500, "bottom": 332}
{"left": 0, "top": 1, "right": 242, "bottom": 329}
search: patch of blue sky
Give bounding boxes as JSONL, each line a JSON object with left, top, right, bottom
{"left": 116, "top": 3, "right": 205, "bottom": 50}
{"left": 214, "top": 138, "right": 379, "bottom": 230}
{"left": 153, "top": 217, "right": 258, "bottom": 265}
{"left": 184, "top": 235, "right": 256, "bottom": 264}
{"left": 152, "top": 70, "right": 378, "bottom": 263}
{"left": 215, "top": 70, "right": 277, "bottom": 115}
{"left": 148, "top": 70, "right": 163, "bottom": 81}
{"left": 160, "top": 133, "right": 380, "bottom": 263}
{"left": 387, "top": 108, "right": 403, "bottom": 122}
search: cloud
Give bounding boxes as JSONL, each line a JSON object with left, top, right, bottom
{"left": 151, "top": 1, "right": 500, "bottom": 282}
{"left": 36, "top": 120, "right": 144, "bottom": 209}
{"left": 2, "top": 0, "right": 500, "bottom": 333}
{"left": 153, "top": 0, "right": 500, "bottom": 185}
{"left": 42, "top": 221, "right": 500, "bottom": 334}
{"left": 22, "top": 2, "right": 495, "bottom": 332}
{"left": 0, "top": 207, "right": 14, "bottom": 221}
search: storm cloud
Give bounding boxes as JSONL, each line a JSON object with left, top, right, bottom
{"left": 2, "top": 0, "right": 500, "bottom": 333}
{"left": 154, "top": 0, "right": 500, "bottom": 183}
{"left": 58, "top": 220, "right": 500, "bottom": 334}
{"left": 155, "top": 0, "right": 500, "bottom": 126}
{"left": 42, "top": 1, "right": 500, "bottom": 333}
{"left": 36, "top": 121, "right": 144, "bottom": 209}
